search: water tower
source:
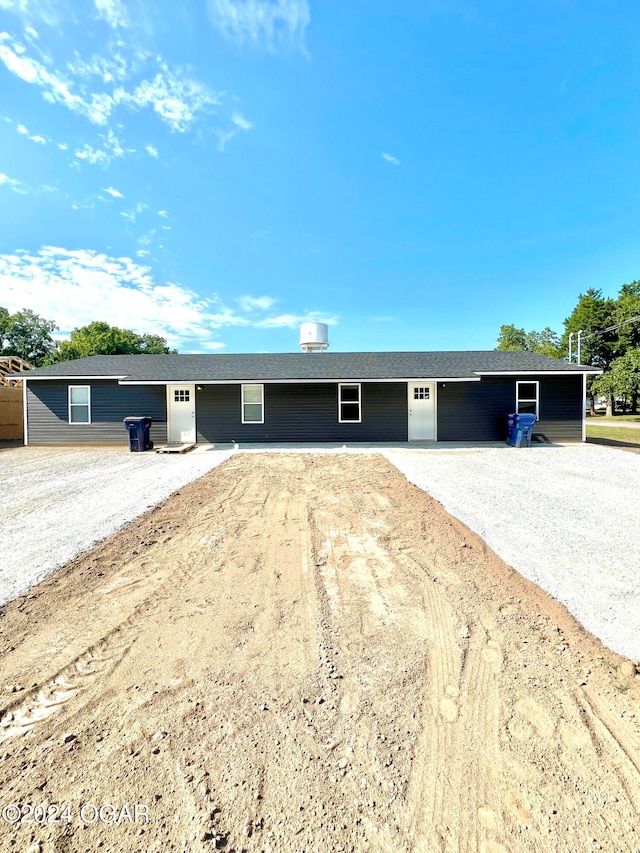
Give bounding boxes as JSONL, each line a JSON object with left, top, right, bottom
{"left": 299, "top": 322, "right": 329, "bottom": 353}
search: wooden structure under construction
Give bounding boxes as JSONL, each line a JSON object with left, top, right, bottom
{"left": 0, "top": 356, "right": 32, "bottom": 387}
{"left": 0, "top": 357, "right": 32, "bottom": 441}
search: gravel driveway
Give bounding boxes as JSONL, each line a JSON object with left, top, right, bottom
{"left": 0, "top": 445, "right": 233, "bottom": 606}
{"left": 1, "top": 442, "right": 638, "bottom": 661}
{"left": 383, "top": 443, "right": 640, "bottom": 660}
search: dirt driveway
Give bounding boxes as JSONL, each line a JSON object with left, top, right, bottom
{"left": 0, "top": 445, "right": 234, "bottom": 606}
{"left": 1, "top": 453, "right": 639, "bottom": 852}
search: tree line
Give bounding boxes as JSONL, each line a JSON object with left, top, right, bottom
{"left": 0, "top": 308, "right": 175, "bottom": 366}
{"left": 496, "top": 281, "right": 640, "bottom": 415}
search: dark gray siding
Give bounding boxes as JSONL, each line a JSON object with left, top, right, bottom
{"left": 196, "top": 383, "right": 407, "bottom": 443}
{"left": 437, "top": 375, "right": 583, "bottom": 442}
{"left": 27, "top": 381, "right": 167, "bottom": 445}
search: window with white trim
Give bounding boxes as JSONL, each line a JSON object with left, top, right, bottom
{"left": 338, "top": 383, "right": 361, "bottom": 423}
{"left": 516, "top": 381, "right": 539, "bottom": 419}
{"left": 69, "top": 385, "right": 91, "bottom": 424}
{"left": 174, "top": 389, "right": 190, "bottom": 402}
{"left": 242, "top": 384, "right": 264, "bottom": 423}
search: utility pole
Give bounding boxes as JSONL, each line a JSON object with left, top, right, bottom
{"left": 577, "top": 329, "right": 583, "bottom": 364}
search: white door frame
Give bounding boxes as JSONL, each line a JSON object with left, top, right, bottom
{"left": 166, "top": 384, "right": 196, "bottom": 443}
{"left": 408, "top": 381, "right": 437, "bottom": 441}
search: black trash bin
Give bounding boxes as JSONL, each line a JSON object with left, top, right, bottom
{"left": 123, "top": 416, "right": 153, "bottom": 452}
{"left": 507, "top": 413, "right": 536, "bottom": 448}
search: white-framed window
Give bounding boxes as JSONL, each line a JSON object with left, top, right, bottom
{"left": 516, "top": 381, "right": 539, "bottom": 419}
{"left": 413, "top": 386, "right": 431, "bottom": 400}
{"left": 242, "top": 384, "right": 264, "bottom": 424}
{"left": 338, "top": 383, "right": 361, "bottom": 423}
{"left": 174, "top": 388, "right": 190, "bottom": 403}
{"left": 68, "top": 385, "right": 91, "bottom": 424}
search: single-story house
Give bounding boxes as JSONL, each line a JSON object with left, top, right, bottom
{"left": 15, "top": 351, "right": 599, "bottom": 446}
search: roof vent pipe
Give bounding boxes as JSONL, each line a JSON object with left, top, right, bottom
{"left": 299, "top": 322, "right": 329, "bottom": 353}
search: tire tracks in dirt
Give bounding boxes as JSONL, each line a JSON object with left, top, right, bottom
{"left": 0, "top": 453, "right": 639, "bottom": 853}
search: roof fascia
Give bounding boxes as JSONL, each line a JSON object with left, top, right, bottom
{"left": 21, "top": 375, "right": 129, "bottom": 381}
{"left": 473, "top": 369, "right": 603, "bottom": 376}
{"left": 118, "top": 376, "right": 482, "bottom": 385}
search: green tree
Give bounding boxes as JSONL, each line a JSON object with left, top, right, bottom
{"left": 0, "top": 306, "right": 10, "bottom": 339}
{"left": 1, "top": 307, "right": 58, "bottom": 366}
{"left": 591, "top": 348, "right": 640, "bottom": 409}
{"left": 525, "top": 327, "right": 563, "bottom": 358}
{"left": 613, "top": 280, "right": 640, "bottom": 353}
{"left": 562, "top": 288, "right": 617, "bottom": 368}
{"left": 51, "top": 321, "right": 175, "bottom": 361}
{"left": 496, "top": 324, "right": 563, "bottom": 357}
{"left": 139, "top": 333, "right": 174, "bottom": 354}
{"left": 562, "top": 288, "right": 618, "bottom": 415}
{"left": 496, "top": 324, "right": 528, "bottom": 351}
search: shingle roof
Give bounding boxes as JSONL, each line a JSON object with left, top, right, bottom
{"left": 22, "top": 351, "right": 598, "bottom": 381}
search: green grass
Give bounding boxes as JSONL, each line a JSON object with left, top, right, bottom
{"left": 586, "top": 425, "right": 640, "bottom": 444}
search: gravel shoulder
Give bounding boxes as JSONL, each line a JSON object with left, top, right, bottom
{"left": 0, "top": 453, "right": 639, "bottom": 853}
{"left": 0, "top": 445, "right": 234, "bottom": 607}
{"left": 383, "top": 443, "right": 640, "bottom": 659}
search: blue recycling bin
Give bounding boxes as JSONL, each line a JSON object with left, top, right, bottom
{"left": 123, "top": 416, "right": 153, "bottom": 452}
{"left": 507, "top": 413, "right": 536, "bottom": 448}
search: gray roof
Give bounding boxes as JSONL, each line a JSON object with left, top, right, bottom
{"left": 21, "top": 351, "right": 598, "bottom": 382}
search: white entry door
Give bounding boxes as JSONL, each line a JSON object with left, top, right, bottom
{"left": 408, "top": 382, "right": 436, "bottom": 440}
{"left": 167, "top": 385, "right": 196, "bottom": 443}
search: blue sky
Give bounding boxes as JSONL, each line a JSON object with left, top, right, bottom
{"left": 1, "top": 0, "right": 639, "bottom": 354}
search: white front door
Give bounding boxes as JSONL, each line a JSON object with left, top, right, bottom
{"left": 167, "top": 385, "right": 196, "bottom": 443}
{"left": 408, "top": 382, "right": 436, "bottom": 440}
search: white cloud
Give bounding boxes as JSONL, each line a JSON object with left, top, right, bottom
{"left": 216, "top": 112, "right": 254, "bottom": 150}
{"left": 0, "top": 33, "right": 109, "bottom": 124}
{"left": 94, "top": 0, "right": 129, "bottom": 29}
{"left": 103, "top": 186, "right": 124, "bottom": 198}
{"left": 0, "top": 35, "right": 222, "bottom": 134}
{"left": 123, "top": 66, "right": 223, "bottom": 132}
{"left": 58, "top": 142, "right": 68, "bottom": 150}
{"left": 74, "top": 129, "right": 124, "bottom": 166}
{"left": 208, "top": 0, "right": 310, "bottom": 54}
{"left": 0, "top": 0, "right": 28, "bottom": 12}
{"left": 145, "top": 144, "right": 158, "bottom": 158}
{"left": 0, "top": 247, "right": 227, "bottom": 348}
{"left": 157, "top": 210, "right": 168, "bottom": 217}
{"left": 381, "top": 152, "right": 400, "bottom": 166}
{"left": 120, "top": 210, "right": 136, "bottom": 222}
{"left": 16, "top": 123, "right": 47, "bottom": 143}
{"left": 232, "top": 111, "right": 253, "bottom": 130}
{"left": 0, "top": 172, "right": 56, "bottom": 196}
{"left": 67, "top": 52, "right": 129, "bottom": 84}
{"left": 216, "top": 129, "right": 236, "bottom": 151}
{"left": 0, "top": 246, "right": 336, "bottom": 348}
{"left": 236, "top": 295, "right": 276, "bottom": 312}
{"left": 137, "top": 227, "right": 155, "bottom": 245}
{"left": 0, "top": 172, "right": 21, "bottom": 187}
{"left": 256, "top": 311, "right": 337, "bottom": 328}
{"left": 0, "top": 0, "right": 59, "bottom": 26}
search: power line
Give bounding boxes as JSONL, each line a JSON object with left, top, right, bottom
{"left": 579, "top": 314, "right": 640, "bottom": 343}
